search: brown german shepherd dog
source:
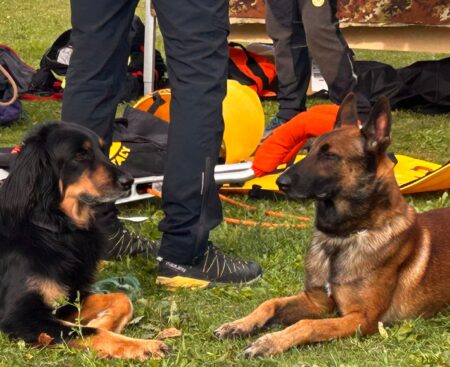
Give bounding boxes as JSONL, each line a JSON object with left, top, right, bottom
{"left": 214, "top": 93, "right": 450, "bottom": 357}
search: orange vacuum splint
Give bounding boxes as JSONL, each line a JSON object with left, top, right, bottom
{"left": 221, "top": 104, "right": 450, "bottom": 195}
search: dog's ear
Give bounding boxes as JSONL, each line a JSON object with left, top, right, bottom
{"left": 361, "top": 96, "right": 391, "bottom": 154}
{"left": 334, "top": 93, "right": 358, "bottom": 129}
{"left": 0, "top": 132, "right": 57, "bottom": 227}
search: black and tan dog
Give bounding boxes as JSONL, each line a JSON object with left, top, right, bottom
{"left": 215, "top": 94, "right": 450, "bottom": 356}
{"left": 0, "top": 123, "right": 168, "bottom": 360}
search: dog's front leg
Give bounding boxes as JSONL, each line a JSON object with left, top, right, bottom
{"left": 69, "top": 328, "right": 170, "bottom": 361}
{"left": 243, "top": 312, "right": 370, "bottom": 357}
{"left": 215, "top": 289, "right": 333, "bottom": 338}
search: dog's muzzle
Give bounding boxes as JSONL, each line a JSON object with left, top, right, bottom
{"left": 276, "top": 173, "right": 292, "bottom": 194}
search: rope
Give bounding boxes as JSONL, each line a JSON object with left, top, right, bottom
{"left": 218, "top": 194, "right": 310, "bottom": 222}
{"left": 0, "top": 64, "right": 18, "bottom": 107}
{"left": 147, "top": 188, "right": 309, "bottom": 229}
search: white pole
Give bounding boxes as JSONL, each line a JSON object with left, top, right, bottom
{"left": 143, "top": 0, "right": 156, "bottom": 95}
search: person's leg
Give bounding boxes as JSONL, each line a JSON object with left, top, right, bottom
{"left": 62, "top": 0, "right": 158, "bottom": 260}
{"left": 299, "top": 0, "right": 371, "bottom": 122}
{"left": 62, "top": 0, "right": 138, "bottom": 145}
{"left": 153, "top": 0, "right": 226, "bottom": 265}
{"left": 266, "top": 0, "right": 310, "bottom": 124}
{"left": 153, "top": 0, "right": 261, "bottom": 287}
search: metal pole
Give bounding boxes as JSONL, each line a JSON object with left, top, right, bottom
{"left": 143, "top": 0, "right": 156, "bottom": 95}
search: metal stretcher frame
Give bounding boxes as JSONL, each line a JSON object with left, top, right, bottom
{"left": 116, "top": 162, "right": 255, "bottom": 204}
{"left": 0, "top": 161, "right": 255, "bottom": 204}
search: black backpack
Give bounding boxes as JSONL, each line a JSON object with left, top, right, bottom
{"left": 110, "top": 105, "right": 168, "bottom": 178}
{"left": 28, "top": 16, "right": 167, "bottom": 101}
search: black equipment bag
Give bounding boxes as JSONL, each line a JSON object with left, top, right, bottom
{"left": 0, "top": 45, "right": 33, "bottom": 126}
{"left": 0, "top": 44, "right": 34, "bottom": 95}
{"left": 0, "top": 106, "right": 170, "bottom": 178}
{"left": 110, "top": 105, "right": 168, "bottom": 178}
{"left": 0, "top": 147, "right": 14, "bottom": 169}
{"left": 356, "top": 57, "right": 450, "bottom": 114}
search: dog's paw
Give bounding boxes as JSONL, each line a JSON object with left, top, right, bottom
{"left": 214, "top": 320, "right": 254, "bottom": 339}
{"left": 136, "top": 339, "right": 171, "bottom": 361}
{"left": 109, "top": 339, "right": 170, "bottom": 361}
{"left": 243, "top": 333, "right": 284, "bottom": 357}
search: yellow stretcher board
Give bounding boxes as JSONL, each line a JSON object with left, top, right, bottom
{"left": 220, "top": 155, "right": 450, "bottom": 195}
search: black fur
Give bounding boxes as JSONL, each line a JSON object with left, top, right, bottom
{"left": 0, "top": 122, "right": 132, "bottom": 343}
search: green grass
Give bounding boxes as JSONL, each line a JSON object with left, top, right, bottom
{"left": 1, "top": 1, "right": 450, "bottom": 366}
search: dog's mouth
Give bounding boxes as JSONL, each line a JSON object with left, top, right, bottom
{"left": 79, "top": 189, "right": 131, "bottom": 205}
{"left": 283, "top": 191, "right": 309, "bottom": 200}
{"left": 283, "top": 190, "right": 333, "bottom": 201}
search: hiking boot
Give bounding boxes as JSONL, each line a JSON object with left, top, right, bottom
{"left": 262, "top": 116, "right": 288, "bottom": 140}
{"left": 102, "top": 220, "right": 160, "bottom": 260}
{"left": 95, "top": 203, "right": 159, "bottom": 260}
{"left": 156, "top": 242, "right": 262, "bottom": 289}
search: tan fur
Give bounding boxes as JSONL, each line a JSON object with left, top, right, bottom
{"left": 65, "top": 293, "right": 134, "bottom": 334}
{"left": 98, "top": 138, "right": 105, "bottom": 149}
{"left": 59, "top": 166, "right": 112, "bottom": 228}
{"left": 82, "top": 140, "right": 92, "bottom": 150}
{"left": 26, "top": 277, "right": 68, "bottom": 308}
{"left": 38, "top": 293, "right": 169, "bottom": 360}
{"left": 71, "top": 329, "right": 168, "bottom": 361}
{"left": 59, "top": 196, "right": 93, "bottom": 229}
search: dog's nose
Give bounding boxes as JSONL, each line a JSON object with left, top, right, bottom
{"left": 118, "top": 174, "right": 134, "bottom": 191}
{"left": 276, "top": 174, "right": 292, "bottom": 192}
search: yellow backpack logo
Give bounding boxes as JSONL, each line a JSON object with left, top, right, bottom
{"left": 109, "top": 142, "right": 131, "bottom": 166}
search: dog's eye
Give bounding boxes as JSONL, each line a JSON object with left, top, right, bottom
{"left": 319, "top": 145, "right": 339, "bottom": 160}
{"left": 320, "top": 144, "right": 330, "bottom": 153}
{"left": 75, "top": 150, "right": 91, "bottom": 161}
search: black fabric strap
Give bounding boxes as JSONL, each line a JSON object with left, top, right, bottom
{"left": 147, "top": 92, "right": 166, "bottom": 115}
{"left": 228, "top": 59, "right": 257, "bottom": 86}
{"left": 229, "top": 42, "right": 270, "bottom": 89}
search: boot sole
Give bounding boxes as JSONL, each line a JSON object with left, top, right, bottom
{"left": 155, "top": 274, "right": 262, "bottom": 290}
{"left": 155, "top": 276, "right": 210, "bottom": 290}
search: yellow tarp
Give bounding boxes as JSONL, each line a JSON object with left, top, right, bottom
{"left": 220, "top": 155, "right": 450, "bottom": 195}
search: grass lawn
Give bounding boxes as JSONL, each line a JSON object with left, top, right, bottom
{"left": 1, "top": 1, "right": 450, "bottom": 366}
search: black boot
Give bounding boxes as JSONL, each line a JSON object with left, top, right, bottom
{"left": 156, "top": 241, "right": 262, "bottom": 289}
{"left": 94, "top": 203, "right": 159, "bottom": 260}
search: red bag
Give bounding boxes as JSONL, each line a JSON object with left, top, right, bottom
{"left": 228, "top": 42, "right": 276, "bottom": 97}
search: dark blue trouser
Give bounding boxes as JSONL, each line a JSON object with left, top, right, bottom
{"left": 266, "top": 0, "right": 371, "bottom": 122}
{"left": 62, "top": 0, "right": 228, "bottom": 264}
{"left": 153, "top": 0, "right": 228, "bottom": 264}
{"left": 62, "top": 0, "right": 139, "bottom": 146}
